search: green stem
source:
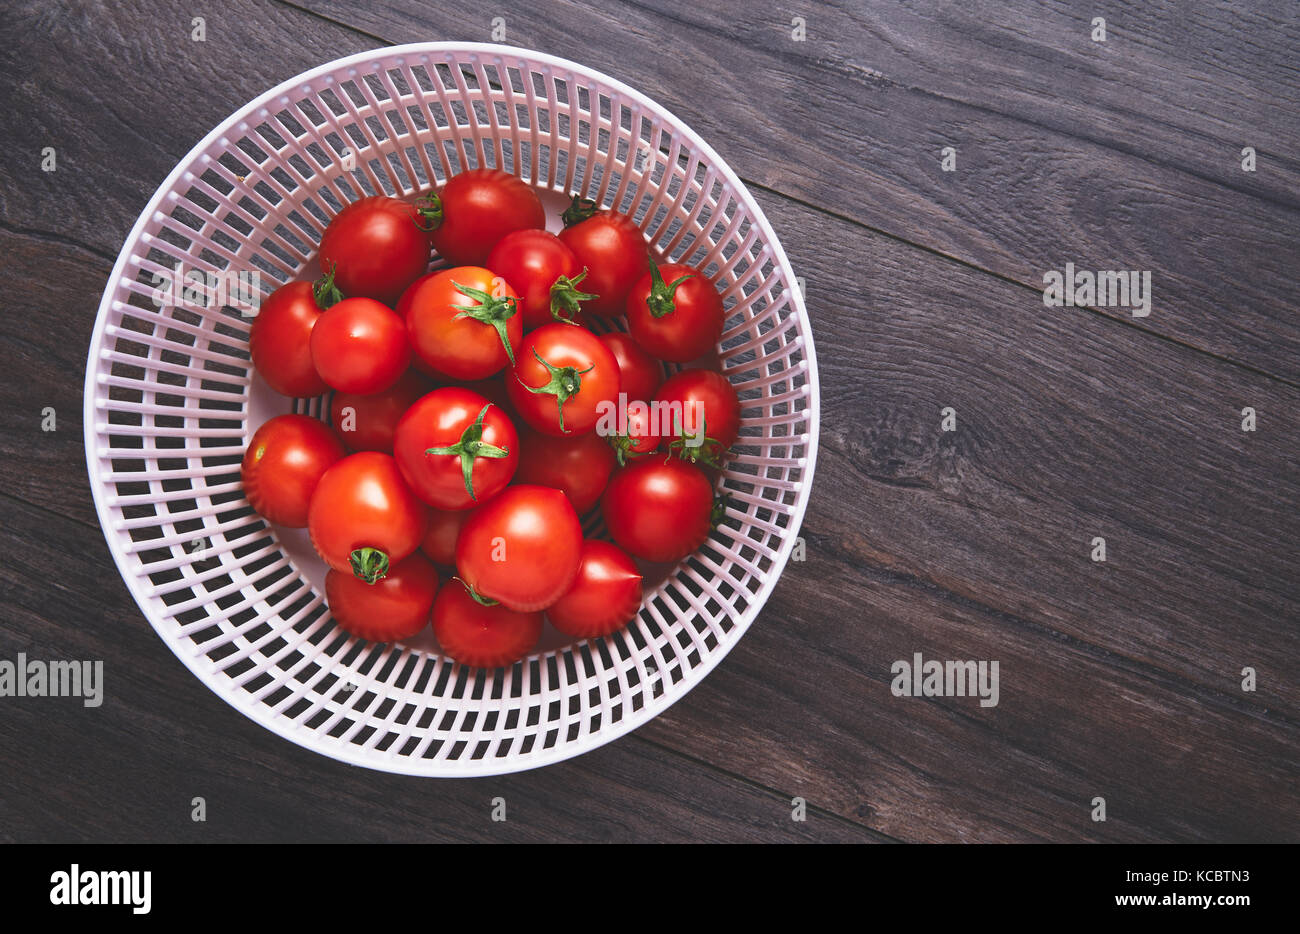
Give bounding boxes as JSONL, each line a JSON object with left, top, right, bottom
{"left": 313, "top": 263, "right": 346, "bottom": 309}
{"left": 424, "top": 404, "right": 510, "bottom": 502}
{"left": 549, "top": 267, "right": 599, "bottom": 324}
{"left": 561, "top": 194, "right": 598, "bottom": 227}
{"left": 349, "top": 547, "right": 390, "bottom": 584}
{"left": 454, "top": 577, "right": 500, "bottom": 607}
{"left": 413, "top": 192, "right": 443, "bottom": 232}
{"left": 515, "top": 347, "right": 594, "bottom": 434}
{"left": 644, "top": 260, "right": 694, "bottom": 319}
{"left": 452, "top": 281, "right": 519, "bottom": 366}
{"left": 665, "top": 411, "right": 726, "bottom": 469}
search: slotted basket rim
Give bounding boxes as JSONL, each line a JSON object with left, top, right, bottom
{"left": 83, "top": 41, "right": 821, "bottom": 776}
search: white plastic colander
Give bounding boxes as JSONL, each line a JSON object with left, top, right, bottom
{"left": 84, "top": 43, "right": 819, "bottom": 776}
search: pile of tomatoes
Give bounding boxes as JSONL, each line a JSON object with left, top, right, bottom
{"left": 240, "top": 168, "right": 741, "bottom": 667}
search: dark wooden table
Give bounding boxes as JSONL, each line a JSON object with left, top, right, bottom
{"left": 0, "top": 0, "right": 1295, "bottom": 843}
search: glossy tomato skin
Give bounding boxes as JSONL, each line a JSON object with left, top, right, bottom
{"left": 597, "top": 331, "right": 662, "bottom": 403}
{"left": 319, "top": 196, "right": 431, "bottom": 306}
{"left": 654, "top": 368, "right": 741, "bottom": 452}
{"left": 486, "top": 230, "right": 586, "bottom": 331}
{"left": 249, "top": 281, "right": 330, "bottom": 397}
{"left": 308, "top": 452, "right": 429, "bottom": 580}
{"left": 546, "top": 541, "right": 643, "bottom": 639}
{"left": 428, "top": 169, "right": 545, "bottom": 267}
{"left": 456, "top": 485, "right": 583, "bottom": 611}
{"left": 609, "top": 398, "right": 664, "bottom": 462}
{"left": 421, "top": 506, "right": 473, "bottom": 566}
{"left": 626, "top": 263, "right": 724, "bottom": 362}
{"left": 310, "top": 297, "right": 411, "bottom": 395}
{"left": 514, "top": 426, "right": 616, "bottom": 514}
{"left": 392, "top": 388, "right": 519, "bottom": 510}
{"left": 241, "top": 414, "right": 346, "bottom": 527}
{"left": 330, "top": 369, "right": 433, "bottom": 453}
{"left": 401, "top": 267, "right": 522, "bottom": 380}
{"left": 557, "top": 211, "right": 647, "bottom": 316}
{"left": 601, "top": 457, "right": 714, "bottom": 563}
{"left": 326, "top": 551, "right": 439, "bottom": 643}
{"left": 506, "top": 323, "right": 620, "bottom": 437}
{"left": 432, "top": 580, "right": 543, "bottom": 668}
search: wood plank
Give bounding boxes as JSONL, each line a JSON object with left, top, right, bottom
{"left": 0, "top": 493, "right": 886, "bottom": 842}
{"left": 637, "top": 547, "right": 1299, "bottom": 842}
{"left": 649, "top": 0, "right": 1300, "bottom": 208}
{"left": 295, "top": 0, "right": 1300, "bottom": 381}
{"left": 754, "top": 188, "right": 1300, "bottom": 711}
{"left": 0, "top": 230, "right": 109, "bottom": 528}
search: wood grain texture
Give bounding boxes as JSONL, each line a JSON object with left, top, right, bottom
{"left": 0, "top": 0, "right": 1294, "bottom": 843}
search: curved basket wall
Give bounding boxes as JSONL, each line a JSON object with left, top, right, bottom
{"left": 84, "top": 43, "right": 819, "bottom": 775}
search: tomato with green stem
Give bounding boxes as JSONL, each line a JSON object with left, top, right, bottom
{"left": 653, "top": 368, "right": 741, "bottom": 467}
{"left": 249, "top": 276, "right": 338, "bottom": 397}
{"left": 318, "top": 196, "right": 431, "bottom": 306}
{"left": 486, "top": 229, "right": 597, "bottom": 330}
{"left": 326, "top": 551, "right": 439, "bottom": 643}
{"left": 432, "top": 580, "right": 543, "bottom": 668}
{"left": 557, "top": 197, "right": 648, "bottom": 316}
{"left": 401, "top": 266, "right": 522, "bottom": 380}
{"left": 241, "top": 414, "right": 346, "bottom": 528}
{"left": 392, "top": 388, "right": 518, "bottom": 510}
{"left": 308, "top": 451, "right": 429, "bottom": 583}
{"left": 604, "top": 397, "right": 664, "bottom": 465}
{"left": 626, "top": 261, "right": 724, "bottom": 362}
{"left": 506, "top": 323, "right": 620, "bottom": 437}
{"left": 417, "top": 168, "right": 545, "bottom": 267}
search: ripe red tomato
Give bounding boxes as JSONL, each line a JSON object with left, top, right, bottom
{"left": 310, "top": 297, "right": 411, "bottom": 394}
{"left": 401, "top": 266, "right": 522, "bottom": 380}
{"left": 326, "top": 551, "right": 439, "bottom": 643}
{"left": 421, "top": 169, "right": 545, "bottom": 267}
{"left": 432, "top": 580, "right": 543, "bottom": 668}
{"left": 513, "top": 426, "right": 616, "bottom": 513}
{"left": 597, "top": 331, "right": 662, "bottom": 403}
{"left": 506, "top": 323, "right": 620, "bottom": 436}
{"left": 654, "top": 368, "right": 741, "bottom": 464}
{"left": 392, "top": 388, "right": 518, "bottom": 510}
{"left": 546, "top": 541, "right": 643, "bottom": 639}
{"left": 626, "top": 263, "right": 724, "bottom": 362}
{"left": 249, "top": 280, "right": 330, "bottom": 397}
{"left": 319, "top": 196, "right": 431, "bottom": 306}
{"left": 308, "top": 452, "right": 429, "bottom": 583}
{"left": 557, "top": 200, "right": 647, "bottom": 315}
{"left": 486, "top": 229, "right": 596, "bottom": 330}
{"left": 241, "top": 414, "right": 345, "bottom": 527}
{"left": 601, "top": 458, "right": 714, "bottom": 563}
{"left": 421, "top": 506, "right": 472, "bottom": 566}
{"left": 456, "top": 485, "right": 583, "bottom": 611}
{"left": 330, "top": 369, "right": 432, "bottom": 453}
{"left": 603, "top": 397, "right": 664, "bottom": 465}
